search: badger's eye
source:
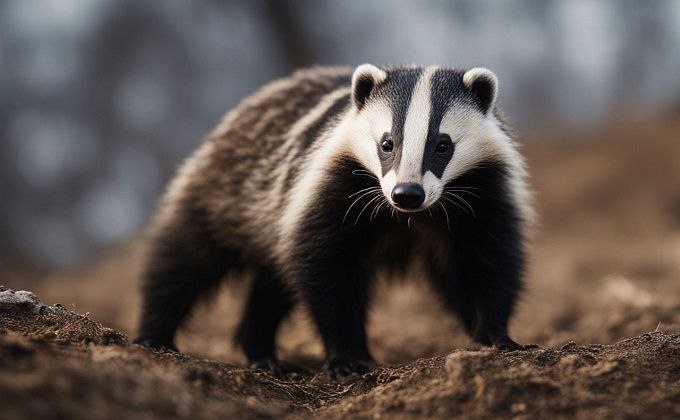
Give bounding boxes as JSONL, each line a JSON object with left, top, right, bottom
{"left": 381, "top": 138, "right": 394, "bottom": 153}
{"left": 436, "top": 134, "right": 452, "bottom": 154}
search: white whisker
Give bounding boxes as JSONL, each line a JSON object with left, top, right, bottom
{"left": 437, "top": 201, "right": 451, "bottom": 232}
{"left": 355, "top": 193, "right": 383, "bottom": 225}
{"left": 440, "top": 195, "right": 473, "bottom": 217}
{"left": 371, "top": 199, "right": 388, "bottom": 221}
{"left": 443, "top": 192, "right": 476, "bottom": 218}
{"left": 445, "top": 185, "right": 480, "bottom": 191}
{"left": 444, "top": 188, "right": 480, "bottom": 198}
{"left": 343, "top": 189, "right": 380, "bottom": 224}
{"left": 351, "top": 169, "right": 378, "bottom": 181}
{"left": 348, "top": 186, "right": 381, "bottom": 199}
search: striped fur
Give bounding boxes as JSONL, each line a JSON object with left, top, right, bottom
{"left": 136, "top": 65, "right": 533, "bottom": 378}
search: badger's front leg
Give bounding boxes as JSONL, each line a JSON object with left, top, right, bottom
{"left": 288, "top": 232, "right": 374, "bottom": 379}
{"left": 431, "top": 245, "right": 525, "bottom": 351}
{"left": 469, "top": 276, "right": 524, "bottom": 351}
{"left": 430, "top": 176, "right": 527, "bottom": 351}
{"left": 299, "top": 257, "right": 373, "bottom": 378}
{"left": 455, "top": 213, "right": 526, "bottom": 350}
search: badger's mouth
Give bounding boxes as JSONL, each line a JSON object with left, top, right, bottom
{"left": 389, "top": 202, "right": 429, "bottom": 214}
{"left": 377, "top": 170, "right": 447, "bottom": 214}
{"left": 344, "top": 171, "right": 444, "bottom": 223}
{"left": 343, "top": 184, "right": 452, "bottom": 226}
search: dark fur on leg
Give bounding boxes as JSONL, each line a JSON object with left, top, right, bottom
{"left": 135, "top": 206, "right": 232, "bottom": 351}
{"left": 430, "top": 162, "right": 526, "bottom": 350}
{"left": 427, "top": 265, "right": 481, "bottom": 340}
{"left": 287, "top": 157, "right": 378, "bottom": 379}
{"left": 234, "top": 270, "right": 294, "bottom": 370}
{"left": 299, "top": 257, "right": 374, "bottom": 379}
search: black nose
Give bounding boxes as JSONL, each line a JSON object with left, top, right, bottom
{"left": 391, "top": 183, "right": 425, "bottom": 209}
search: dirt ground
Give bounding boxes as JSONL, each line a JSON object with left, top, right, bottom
{"left": 2, "top": 116, "right": 680, "bottom": 418}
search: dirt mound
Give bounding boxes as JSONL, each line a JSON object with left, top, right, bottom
{"left": 0, "top": 286, "right": 125, "bottom": 346}
{"left": 1, "top": 288, "right": 678, "bottom": 419}
{"left": 322, "top": 336, "right": 680, "bottom": 419}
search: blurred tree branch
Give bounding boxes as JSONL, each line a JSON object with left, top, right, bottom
{"left": 264, "top": 0, "right": 311, "bottom": 68}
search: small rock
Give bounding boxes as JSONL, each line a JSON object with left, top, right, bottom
{"left": 511, "top": 402, "right": 527, "bottom": 413}
{"left": 557, "top": 353, "right": 580, "bottom": 369}
{"left": 0, "top": 290, "right": 46, "bottom": 313}
{"left": 560, "top": 340, "right": 577, "bottom": 351}
{"left": 588, "top": 360, "right": 619, "bottom": 377}
{"left": 445, "top": 350, "right": 489, "bottom": 380}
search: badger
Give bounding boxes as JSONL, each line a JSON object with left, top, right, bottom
{"left": 134, "top": 64, "right": 533, "bottom": 378}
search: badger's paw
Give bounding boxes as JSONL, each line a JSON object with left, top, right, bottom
{"left": 490, "top": 335, "right": 539, "bottom": 351}
{"left": 133, "top": 336, "right": 179, "bottom": 353}
{"left": 493, "top": 339, "right": 524, "bottom": 351}
{"left": 249, "top": 358, "right": 283, "bottom": 378}
{"left": 324, "top": 355, "right": 373, "bottom": 383}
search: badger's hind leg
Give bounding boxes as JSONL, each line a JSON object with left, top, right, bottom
{"left": 234, "top": 270, "right": 294, "bottom": 370}
{"left": 135, "top": 208, "right": 232, "bottom": 351}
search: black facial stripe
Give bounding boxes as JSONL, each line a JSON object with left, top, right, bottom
{"left": 421, "top": 69, "right": 461, "bottom": 177}
{"left": 422, "top": 68, "right": 472, "bottom": 178}
{"left": 375, "top": 132, "right": 395, "bottom": 173}
{"left": 373, "top": 68, "right": 421, "bottom": 176}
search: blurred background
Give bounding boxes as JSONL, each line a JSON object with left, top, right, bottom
{"left": 1, "top": 1, "right": 679, "bottom": 359}
{"left": 2, "top": 0, "right": 680, "bottom": 268}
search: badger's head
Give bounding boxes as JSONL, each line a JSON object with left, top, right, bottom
{"left": 345, "top": 64, "right": 515, "bottom": 213}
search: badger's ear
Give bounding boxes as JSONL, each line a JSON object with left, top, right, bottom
{"left": 463, "top": 67, "right": 498, "bottom": 114}
{"left": 351, "top": 64, "right": 387, "bottom": 110}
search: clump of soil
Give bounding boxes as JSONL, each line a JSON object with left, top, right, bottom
{"left": 0, "top": 287, "right": 125, "bottom": 346}
{"left": 1, "top": 288, "right": 678, "bottom": 419}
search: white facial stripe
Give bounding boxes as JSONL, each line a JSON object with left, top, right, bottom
{"left": 438, "top": 106, "right": 534, "bottom": 225}
{"left": 381, "top": 170, "right": 397, "bottom": 200}
{"left": 399, "top": 66, "right": 438, "bottom": 183}
{"left": 346, "top": 99, "right": 392, "bottom": 177}
{"left": 438, "top": 106, "right": 498, "bottom": 180}
{"left": 422, "top": 171, "right": 442, "bottom": 207}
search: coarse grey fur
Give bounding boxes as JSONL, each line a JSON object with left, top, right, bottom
{"left": 161, "top": 67, "right": 351, "bottom": 254}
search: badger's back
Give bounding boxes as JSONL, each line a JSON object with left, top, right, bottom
{"left": 156, "top": 67, "right": 353, "bottom": 265}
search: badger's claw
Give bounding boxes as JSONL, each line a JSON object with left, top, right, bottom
{"left": 133, "top": 336, "right": 179, "bottom": 353}
{"left": 493, "top": 339, "right": 525, "bottom": 351}
{"left": 249, "top": 358, "right": 283, "bottom": 378}
{"left": 324, "top": 356, "right": 373, "bottom": 382}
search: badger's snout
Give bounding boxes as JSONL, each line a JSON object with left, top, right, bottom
{"left": 391, "top": 183, "right": 425, "bottom": 210}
